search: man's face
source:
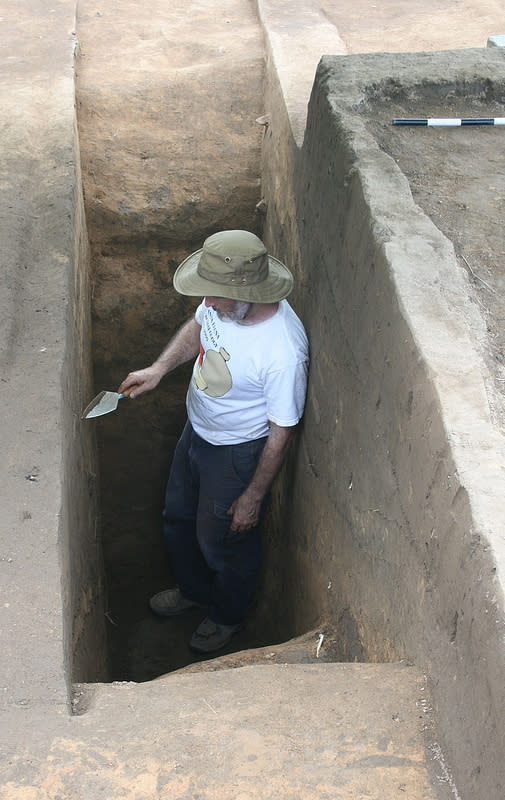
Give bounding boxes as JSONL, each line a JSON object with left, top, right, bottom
{"left": 205, "top": 296, "right": 251, "bottom": 322}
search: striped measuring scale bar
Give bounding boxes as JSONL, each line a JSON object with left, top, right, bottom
{"left": 393, "top": 117, "right": 505, "bottom": 126}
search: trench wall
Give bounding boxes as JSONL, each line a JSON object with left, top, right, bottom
{"left": 0, "top": 0, "right": 107, "bottom": 707}
{"left": 258, "top": 42, "right": 505, "bottom": 798}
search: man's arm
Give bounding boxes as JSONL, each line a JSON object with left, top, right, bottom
{"left": 118, "top": 316, "right": 201, "bottom": 399}
{"left": 228, "top": 422, "right": 296, "bottom": 532}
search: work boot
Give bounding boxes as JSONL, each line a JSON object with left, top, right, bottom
{"left": 149, "top": 587, "right": 201, "bottom": 617}
{"left": 189, "top": 616, "right": 241, "bottom": 653}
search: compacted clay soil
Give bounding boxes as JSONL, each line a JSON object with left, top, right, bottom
{"left": 321, "top": 0, "right": 504, "bottom": 55}
{"left": 367, "top": 96, "right": 505, "bottom": 431}
{"left": 324, "top": 0, "right": 505, "bottom": 431}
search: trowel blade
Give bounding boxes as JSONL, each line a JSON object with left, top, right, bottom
{"left": 82, "top": 390, "right": 123, "bottom": 419}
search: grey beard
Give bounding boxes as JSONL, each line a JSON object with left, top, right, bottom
{"left": 216, "top": 301, "right": 252, "bottom": 322}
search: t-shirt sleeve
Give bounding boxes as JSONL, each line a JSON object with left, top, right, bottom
{"left": 263, "top": 360, "right": 309, "bottom": 427}
{"left": 194, "top": 301, "right": 205, "bottom": 326}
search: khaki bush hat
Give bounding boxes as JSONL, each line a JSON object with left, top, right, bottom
{"left": 173, "top": 230, "right": 294, "bottom": 303}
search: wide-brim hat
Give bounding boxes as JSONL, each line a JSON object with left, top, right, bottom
{"left": 173, "top": 230, "right": 294, "bottom": 303}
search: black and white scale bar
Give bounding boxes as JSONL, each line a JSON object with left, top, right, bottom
{"left": 393, "top": 117, "right": 505, "bottom": 127}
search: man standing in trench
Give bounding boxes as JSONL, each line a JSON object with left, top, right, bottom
{"left": 119, "top": 230, "right": 309, "bottom": 654}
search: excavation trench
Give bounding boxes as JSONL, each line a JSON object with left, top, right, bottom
{"left": 90, "top": 241, "right": 326, "bottom": 682}
{"left": 80, "top": 163, "right": 320, "bottom": 680}
{"left": 77, "top": 30, "right": 505, "bottom": 691}
{"left": 72, "top": 13, "right": 505, "bottom": 793}
{"left": 75, "top": 1, "right": 368, "bottom": 682}
{"left": 90, "top": 240, "right": 369, "bottom": 682}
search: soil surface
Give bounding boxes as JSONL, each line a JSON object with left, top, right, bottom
{"left": 2, "top": 3, "right": 504, "bottom": 797}
{"left": 322, "top": 0, "right": 503, "bottom": 54}
{"left": 324, "top": 3, "right": 505, "bottom": 443}
{"left": 324, "top": 0, "right": 505, "bottom": 444}
{"left": 366, "top": 95, "right": 505, "bottom": 432}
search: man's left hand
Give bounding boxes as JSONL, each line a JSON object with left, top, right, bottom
{"left": 227, "top": 490, "right": 262, "bottom": 532}
{"left": 227, "top": 423, "right": 295, "bottom": 533}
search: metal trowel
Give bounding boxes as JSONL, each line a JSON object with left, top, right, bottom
{"left": 82, "top": 386, "right": 134, "bottom": 419}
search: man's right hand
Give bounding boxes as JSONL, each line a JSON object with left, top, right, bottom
{"left": 118, "top": 365, "right": 164, "bottom": 399}
{"left": 118, "top": 315, "right": 201, "bottom": 400}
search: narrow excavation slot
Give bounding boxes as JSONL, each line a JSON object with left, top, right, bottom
{"left": 89, "top": 238, "right": 366, "bottom": 681}
{"left": 91, "top": 241, "right": 290, "bottom": 679}
{"left": 74, "top": 1, "right": 368, "bottom": 681}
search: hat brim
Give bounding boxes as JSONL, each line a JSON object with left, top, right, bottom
{"left": 173, "top": 248, "right": 294, "bottom": 303}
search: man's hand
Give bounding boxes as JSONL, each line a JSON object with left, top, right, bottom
{"left": 227, "top": 423, "right": 296, "bottom": 533}
{"left": 227, "top": 489, "right": 263, "bottom": 532}
{"left": 118, "top": 365, "right": 164, "bottom": 399}
{"left": 118, "top": 316, "right": 201, "bottom": 399}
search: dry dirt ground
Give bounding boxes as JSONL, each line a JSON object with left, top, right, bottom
{"left": 1, "top": 2, "right": 504, "bottom": 798}
{"left": 367, "top": 94, "right": 505, "bottom": 432}
{"left": 322, "top": 0, "right": 504, "bottom": 54}
{"left": 324, "top": 0, "right": 505, "bottom": 431}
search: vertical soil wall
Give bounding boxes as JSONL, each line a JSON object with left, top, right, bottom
{"left": 62, "top": 119, "right": 108, "bottom": 685}
{"left": 0, "top": 0, "right": 107, "bottom": 704}
{"left": 258, "top": 46, "right": 505, "bottom": 798}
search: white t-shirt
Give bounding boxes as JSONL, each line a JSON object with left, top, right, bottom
{"left": 186, "top": 300, "right": 309, "bottom": 445}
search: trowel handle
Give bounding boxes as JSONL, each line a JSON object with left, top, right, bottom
{"left": 119, "top": 386, "right": 135, "bottom": 400}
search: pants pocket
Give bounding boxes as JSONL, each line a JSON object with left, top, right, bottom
{"left": 230, "top": 437, "right": 267, "bottom": 485}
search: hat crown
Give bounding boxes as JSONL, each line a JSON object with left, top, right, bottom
{"left": 197, "top": 231, "right": 269, "bottom": 288}
{"left": 173, "top": 229, "right": 293, "bottom": 303}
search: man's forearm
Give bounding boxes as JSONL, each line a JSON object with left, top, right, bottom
{"left": 153, "top": 316, "right": 201, "bottom": 377}
{"left": 247, "top": 422, "right": 295, "bottom": 501}
{"left": 119, "top": 315, "right": 201, "bottom": 398}
{"left": 228, "top": 422, "right": 296, "bottom": 532}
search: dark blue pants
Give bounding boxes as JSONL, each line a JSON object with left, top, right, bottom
{"left": 162, "top": 422, "right": 268, "bottom": 626}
